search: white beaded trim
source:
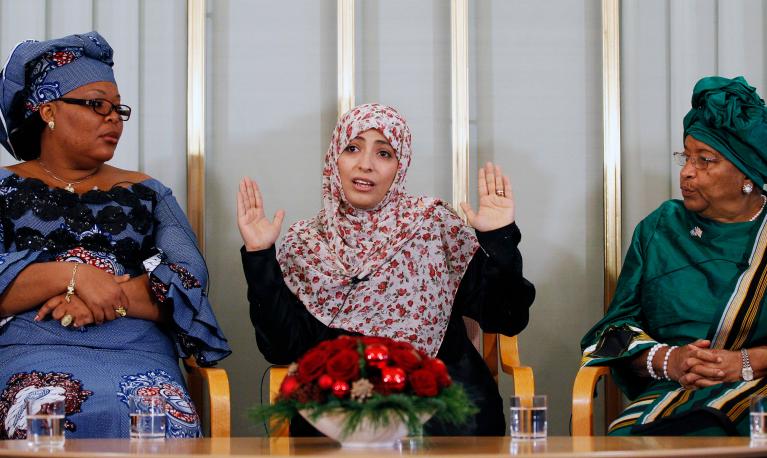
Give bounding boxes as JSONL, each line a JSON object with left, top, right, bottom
{"left": 646, "top": 343, "right": 666, "bottom": 380}
{"left": 662, "top": 346, "right": 678, "bottom": 381}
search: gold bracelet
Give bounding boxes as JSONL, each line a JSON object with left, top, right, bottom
{"left": 64, "top": 264, "right": 79, "bottom": 303}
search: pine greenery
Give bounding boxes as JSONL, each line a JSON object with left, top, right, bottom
{"left": 250, "top": 384, "right": 477, "bottom": 437}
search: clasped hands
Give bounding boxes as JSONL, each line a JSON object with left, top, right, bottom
{"left": 665, "top": 339, "right": 745, "bottom": 389}
{"left": 34, "top": 263, "right": 135, "bottom": 328}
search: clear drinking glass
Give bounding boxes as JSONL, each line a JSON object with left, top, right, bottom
{"left": 129, "top": 395, "right": 166, "bottom": 439}
{"left": 26, "top": 398, "right": 65, "bottom": 447}
{"left": 509, "top": 394, "right": 547, "bottom": 440}
{"left": 751, "top": 395, "right": 767, "bottom": 441}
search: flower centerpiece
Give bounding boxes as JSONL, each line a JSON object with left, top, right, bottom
{"left": 251, "top": 335, "right": 477, "bottom": 446}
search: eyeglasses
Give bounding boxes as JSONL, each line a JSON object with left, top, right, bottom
{"left": 55, "top": 98, "right": 132, "bottom": 121}
{"left": 672, "top": 151, "right": 720, "bottom": 170}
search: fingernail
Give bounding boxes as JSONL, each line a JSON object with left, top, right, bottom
{"left": 34, "top": 315, "right": 40, "bottom": 321}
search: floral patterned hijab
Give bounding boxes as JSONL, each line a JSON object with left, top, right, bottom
{"left": 277, "top": 104, "right": 478, "bottom": 356}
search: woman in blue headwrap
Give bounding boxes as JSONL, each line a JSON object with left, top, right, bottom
{"left": 581, "top": 76, "right": 767, "bottom": 436}
{"left": 0, "top": 32, "right": 229, "bottom": 439}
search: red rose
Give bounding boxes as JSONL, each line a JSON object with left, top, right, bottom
{"left": 424, "top": 358, "right": 451, "bottom": 387}
{"left": 409, "top": 369, "right": 439, "bottom": 397}
{"left": 297, "top": 349, "right": 327, "bottom": 383}
{"left": 390, "top": 348, "right": 423, "bottom": 372}
{"left": 329, "top": 336, "right": 359, "bottom": 352}
{"left": 390, "top": 341, "right": 415, "bottom": 352}
{"left": 325, "top": 349, "right": 360, "bottom": 381}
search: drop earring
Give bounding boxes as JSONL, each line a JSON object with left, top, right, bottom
{"left": 47, "top": 120, "right": 55, "bottom": 131}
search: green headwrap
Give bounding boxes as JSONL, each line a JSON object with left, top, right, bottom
{"left": 683, "top": 76, "right": 767, "bottom": 190}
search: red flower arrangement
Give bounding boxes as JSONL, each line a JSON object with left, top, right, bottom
{"left": 252, "top": 335, "right": 476, "bottom": 439}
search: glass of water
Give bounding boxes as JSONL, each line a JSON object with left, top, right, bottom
{"left": 26, "top": 398, "right": 65, "bottom": 447}
{"left": 129, "top": 394, "right": 166, "bottom": 439}
{"left": 751, "top": 395, "right": 767, "bottom": 440}
{"left": 509, "top": 394, "right": 547, "bottom": 440}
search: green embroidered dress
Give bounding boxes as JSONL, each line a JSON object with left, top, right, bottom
{"left": 581, "top": 199, "right": 767, "bottom": 436}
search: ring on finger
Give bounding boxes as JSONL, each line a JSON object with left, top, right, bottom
{"left": 495, "top": 190, "right": 505, "bottom": 197}
{"left": 60, "top": 314, "right": 74, "bottom": 327}
{"left": 114, "top": 306, "right": 127, "bottom": 318}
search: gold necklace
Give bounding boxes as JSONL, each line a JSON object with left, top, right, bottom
{"left": 37, "top": 160, "right": 100, "bottom": 193}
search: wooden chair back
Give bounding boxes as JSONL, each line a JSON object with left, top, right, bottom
{"left": 184, "top": 357, "right": 232, "bottom": 437}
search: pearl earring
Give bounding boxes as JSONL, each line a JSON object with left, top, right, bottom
{"left": 743, "top": 183, "right": 754, "bottom": 194}
{"left": 47, "top": 120, "right": 55, "bottom": 131}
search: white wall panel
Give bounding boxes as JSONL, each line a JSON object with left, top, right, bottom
{"left": 621, "top": 0, "right": 671, "bottom": 243}
{"left": 95, "top": 0, "right": 140, "bottom": 171}
{"left": 668, "top": 0, "right": 718, "bottom": 198}
{"left": 473, "top": 0, "right": 604, "bottom": 436}
{"left": 47, "top": 0, "right": 93, "bottom": 39}
{"left": 139, "top": 0, "right": 186, "bottom": 206}
{"left": 357, "top": 0, "right": 451, "bottom": 202}
{"left": 205, "top": 0, "right": 337, "bottom": 436}
{"left": 718, "top": 0, "right": 766, "bottom": 83}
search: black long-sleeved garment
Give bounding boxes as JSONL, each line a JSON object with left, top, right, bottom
{"left": 242, "top": 222, "right": 535, "bottom": 436}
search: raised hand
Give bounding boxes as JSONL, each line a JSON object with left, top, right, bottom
{"left": 237, "top": 177, "right": 285, "bottom": 251}
{"left": 460, "top": 162, "right": 515, "bottom": 232}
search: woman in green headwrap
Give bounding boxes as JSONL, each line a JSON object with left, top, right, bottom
{"left": 581, "top": 76, "right": 767, "bottom": 436}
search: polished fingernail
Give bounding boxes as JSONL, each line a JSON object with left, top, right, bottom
{"left": 33, "top": 315, "right": 40, "bottom": 321}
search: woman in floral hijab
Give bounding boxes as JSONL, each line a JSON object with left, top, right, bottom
{"left": 239, "top": 103, "right": 534, "bottom": 435}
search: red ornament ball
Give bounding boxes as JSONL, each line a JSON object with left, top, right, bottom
{"left": 381, "top": 367, "right": 407, "bottom": 391}
{"left": 364, "top": 343, "right": 390, "bottom": 368}
{"left": 318, "top": 374, "right": 333, "bottom": 390}
{"left": 279, "top": 375, "right": 300, "bottom": 397}
{"left": 332, "top": 380, "right": 350, "bottom": 398}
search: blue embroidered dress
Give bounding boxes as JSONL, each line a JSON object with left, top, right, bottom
{"left": 0, "top": 170, "right": 230, "bottom": 439}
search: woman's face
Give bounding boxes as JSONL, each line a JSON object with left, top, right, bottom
{"left": 337, "top": 128, "right": 399, "bottom": 210}
{"left": 42, "top": 81, "right": 123, "bottom": 164}
{"left": 679, "top": 135, "right": 750, "bottom": 220}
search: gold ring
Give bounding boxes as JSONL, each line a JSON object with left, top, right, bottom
{"left": 60, "top": 314, "right": 74, "bottom": 327}
{"left": 114, "top": 306, "right": 127, "bottom": 318}
{"left": 495, "top": 190, "right": 505, "bottom": 197}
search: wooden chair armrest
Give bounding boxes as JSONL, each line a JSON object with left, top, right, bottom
{"left": 497, "top": 334, "right": 535, "bottom": 398}
{"left": 185, "top": 357, "right": 231, "bottom": 437}
{"left": 506, "top": 365, "right": 535, "bottom": 399}
{"left": 571, "top": 365, "right": 610, "bottom": 436}
{"left": 268, "top": 366, "right": 290, "bottom": 437}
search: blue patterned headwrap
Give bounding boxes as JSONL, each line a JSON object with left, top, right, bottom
{"left": 0, "top": 31, "right": 115, "bottom": 155}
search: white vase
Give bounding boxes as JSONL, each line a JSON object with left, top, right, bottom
{"left": 298, "top": 409, "right": 430, "bottom": 448}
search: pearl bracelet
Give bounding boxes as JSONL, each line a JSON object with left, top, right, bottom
{"left": 646, "top": 343, "right": 666, "bottom": 380}
{"left": 662, "top": 346, "right": 678, "bottom": 381}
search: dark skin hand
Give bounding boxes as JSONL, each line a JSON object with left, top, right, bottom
{"left": 35, "top": 274, "right": 167, "bottom": 325}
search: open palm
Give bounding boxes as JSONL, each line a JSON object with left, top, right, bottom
{"left": 237, "top": 177, "right": 285, "bottom": 251}
{"left": 460, "top": 162, "right": 515, "bottom": 232}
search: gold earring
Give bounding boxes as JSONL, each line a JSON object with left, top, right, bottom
{"left": 47, "top": 120, "right": 55, "bottom": 131}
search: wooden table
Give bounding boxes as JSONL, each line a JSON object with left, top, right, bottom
{"left": 0, "top": 436, "right": 766, "bottom": 457}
